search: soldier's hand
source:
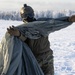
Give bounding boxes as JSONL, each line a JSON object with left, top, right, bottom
{"left": 69, "top": 15, "right": 75, "bottom": 22}
{"left": 7, "top": 25, "right": 20, "bottom": 37}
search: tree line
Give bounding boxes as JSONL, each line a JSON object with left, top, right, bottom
{"left": 0, "top": 10, "right": 75, "bottom": 21}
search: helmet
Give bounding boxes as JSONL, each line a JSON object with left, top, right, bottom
{"left": 20, "top": 4, "right": 34, "bottom": 19}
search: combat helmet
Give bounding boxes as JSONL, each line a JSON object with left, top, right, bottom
{"left": 20, "top": 4, "right": 34, "bottom": 20}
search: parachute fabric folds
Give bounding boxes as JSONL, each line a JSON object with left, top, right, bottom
{"left": 0, "top": 33, "right": 44, "bottom": 75}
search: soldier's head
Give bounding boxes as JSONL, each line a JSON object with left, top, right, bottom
{"left": 20, "top": 4, "right": 35, "bottom": 22}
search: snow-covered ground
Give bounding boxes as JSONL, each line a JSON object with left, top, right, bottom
{"left": 49, "top": 23, "right": 75, "bottom": 75}
{"left": 0, "top": 20, "right": 75, "bottom": 75}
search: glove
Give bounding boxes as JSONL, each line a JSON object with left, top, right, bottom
{"left": 7, "top": 25, "right": 20, "bottom": 37}
{"left": 69, "top": 15, "right": 75, "bottom": 22}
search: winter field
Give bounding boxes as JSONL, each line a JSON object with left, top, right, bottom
{"left": 0, "top": 20, "right": 75, "bottom": 75}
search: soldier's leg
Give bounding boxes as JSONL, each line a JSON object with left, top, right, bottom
{"left": 41, "top": 54, "right": 54, "bottom": 75}
{"left": 37, "top": 50, "right": 54, "bottom": 75}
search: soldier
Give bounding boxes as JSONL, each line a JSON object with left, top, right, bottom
{"left": 7, "top": 4, "right": 75, "bottom": 75}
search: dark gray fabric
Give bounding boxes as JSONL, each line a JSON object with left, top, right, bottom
{"left": 16, "top": 17, "right": 72, "bottom": 39}
{"left": 6, "top": 37, "right": 44, "bottom": 75}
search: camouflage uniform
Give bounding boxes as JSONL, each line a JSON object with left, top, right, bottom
{"left": 20, "top": 4, "right": 72, "bottom": 75}
{"left": 25, "top": 36, "right": 54, "bottom": 75}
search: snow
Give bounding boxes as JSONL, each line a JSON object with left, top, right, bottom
{"left": 0, "top": 20, "right": 75, "bottom": 75}
{"left": 49, "top": 23, "right": 75, "bottom": 75}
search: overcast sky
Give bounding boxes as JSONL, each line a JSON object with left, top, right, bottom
{"left": 0, "top": 0, "right": 75, "bottom": 12}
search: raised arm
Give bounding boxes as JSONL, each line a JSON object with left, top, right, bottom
{"left": 7, "top": 26, "right": 27, "bottom": 42}
{"left": 7, "top": 15, "right": 75, "bottom": 39}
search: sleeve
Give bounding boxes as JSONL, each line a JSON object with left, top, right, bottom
{"left": 33, "top": 17, "right": 73, "bottom": 37}
{"left": 54, "top": 17, "right": 70, "bottom": 22}
{"left": 17, "top": 17, "right": 73, "bottom": 39}
{"left": 37, "top": 17, "right": 69, "bottom": 22}
{"left": 19, "top": 33, "right": 27, "bottom": 41}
